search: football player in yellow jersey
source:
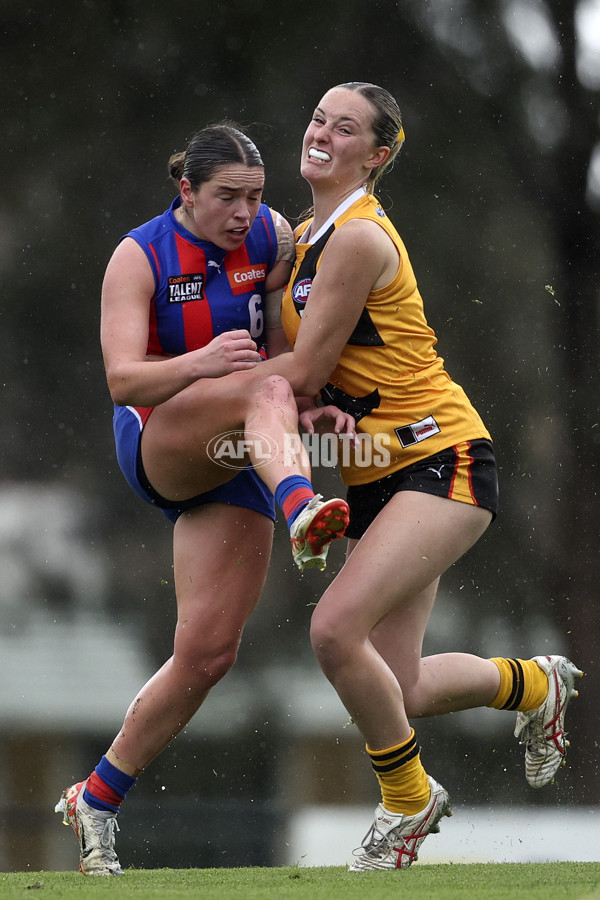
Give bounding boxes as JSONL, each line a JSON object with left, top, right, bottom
{"left": 257, "top": 83, "right": 582, "bottom": 869}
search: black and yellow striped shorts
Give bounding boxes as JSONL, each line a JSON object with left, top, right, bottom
{"left": 345, "top": 439, "right": 499, "bottom": 540}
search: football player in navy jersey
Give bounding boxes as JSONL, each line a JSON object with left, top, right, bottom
{"left": 55, "top": 123, "right": 353, "bottom": 875}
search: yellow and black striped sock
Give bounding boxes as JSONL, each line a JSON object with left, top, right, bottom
{"left": 488, "top": 657, "right": 548, "bottom": 711}
{"left": 367, "top": 729, "right": 430, "bottom": 815}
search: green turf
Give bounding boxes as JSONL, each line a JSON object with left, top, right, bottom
{"left": 1, "top": 864, "right": 599, "bottom": 899}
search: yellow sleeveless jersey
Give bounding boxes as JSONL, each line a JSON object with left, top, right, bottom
{"left": 281, "top": 191, "right": 491, "bottom": 486}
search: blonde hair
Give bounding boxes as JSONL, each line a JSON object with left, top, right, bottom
{"left": 334, "top": 82, "right": 404, "bottom": 191}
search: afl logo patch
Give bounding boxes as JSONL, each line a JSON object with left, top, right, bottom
{"left": 292, "top": 278, "right": 312, "bottom": 316}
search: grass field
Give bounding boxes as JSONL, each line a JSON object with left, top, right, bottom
{"left": 1, "top": 863, "right": 599, "bottom": 899}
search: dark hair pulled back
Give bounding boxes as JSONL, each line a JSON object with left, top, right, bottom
{"left": 168, "top": 122, "right": 263, "bottom": 190}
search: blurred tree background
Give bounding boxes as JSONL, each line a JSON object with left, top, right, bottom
{"left": 0, "top": 0, "right": 598, "bottom": 872}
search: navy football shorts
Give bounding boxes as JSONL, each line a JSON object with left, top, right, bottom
{"left": 113, "top": 405, "right": 276, "bottom": 525}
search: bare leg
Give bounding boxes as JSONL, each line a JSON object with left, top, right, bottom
{"left": 107, "top": 504, "right": 273, "bottom": 774}
{"left": 310, "top": 492, "right": 493, "bottom": 750}
{"left": 368, "top": 575, "right": 501, "bottom": 717}
{"left": 141, "top": 371, "right": 310, "bottom": 501}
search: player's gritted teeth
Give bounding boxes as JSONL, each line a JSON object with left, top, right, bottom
{"left": 308, "top": 148, "right": 331, "bottom": 162}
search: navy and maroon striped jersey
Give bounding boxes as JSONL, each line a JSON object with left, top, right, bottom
{"left": 125, "top": 197, "right": 278, "bottom": 356}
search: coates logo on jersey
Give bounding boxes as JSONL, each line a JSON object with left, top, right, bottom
{"left": 292, "top": 278, "right": 312, "bottom": 316}
{"left": 227, "top": 264, "right": 267, "bottom": 295}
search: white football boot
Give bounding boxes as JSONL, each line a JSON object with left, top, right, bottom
{"left": 349, "top": 776, "right": 452, "bottom": 871}
{"left": 514, "top": 655, "right": 583, "bottom": 788}
{"left": 55, "top": 781, "right": 123, "bottom": 876}
{"left": 290, "top": 494, "right": 349, "bottom": 571}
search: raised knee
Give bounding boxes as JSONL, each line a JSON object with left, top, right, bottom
{"left": 254, "top": 373, "right": 294, "bottom": 406}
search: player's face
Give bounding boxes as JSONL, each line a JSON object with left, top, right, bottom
{"left": 184, "top": 164, "right": 265, "bottom": 250}
{"left": 301, "top": 88, "right": 384, "bottom": 190}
